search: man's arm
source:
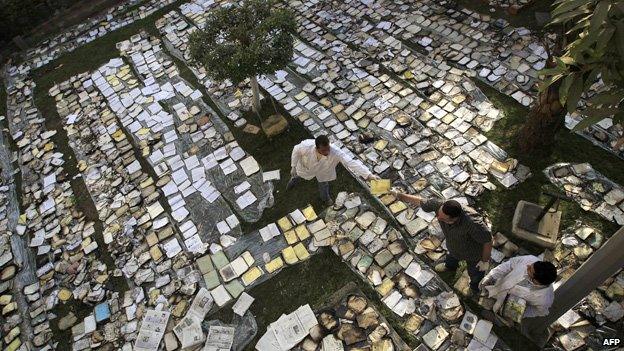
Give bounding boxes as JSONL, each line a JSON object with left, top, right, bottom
{"left": 394, "top": 192, "right": 425, "bottom": 207}
{"left": 290, "top": 144, "right": 302, "bottom": 176}
{"left": 481, "top": 241, "right": 492, "bottom": 262}
{"left": 482, "top": 256, "right": 517, "bottom": 285}
{"left": 334, "top": 147, "right": 374, "bottom": 179}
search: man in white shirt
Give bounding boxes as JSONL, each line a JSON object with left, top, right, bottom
{"left": 480, "top": 255, "right": 557, "bottom": 322}
{"left": 288, "top": 135, "right": 379, "bottom": 205}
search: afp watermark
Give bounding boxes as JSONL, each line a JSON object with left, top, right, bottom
{"left": 601, "top": 337, "right": 621, "bottom": 349}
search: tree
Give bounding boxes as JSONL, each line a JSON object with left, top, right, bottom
{"left": 188, "top": 0, "right": 295, "bottom": 116}
{"left": 519, "top": 0, "right": 624, "bottom": 152}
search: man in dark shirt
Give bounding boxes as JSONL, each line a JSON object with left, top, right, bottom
{"left": 394, "top": 192, "right": 493, "bottom": 294}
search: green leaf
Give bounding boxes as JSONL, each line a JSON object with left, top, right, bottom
{"left": 588, "top": 91, "right": 624, "bottom": 106}
{"left": 560, "top": 56, "right": 576, "bottom": 65}
{"left": 552, "top": 0, "right": 591, "bottom": 17}
{"left": 596, "top": 26, "right": 615, "bottom": 53}
{"left": 584, "top": 67, "right": 601, "bottom": 90}
{"left": 559, "top": 73, "right": 576, "bottom": 105}
{"left": 572, "top": 112, "right": 607, "bottom": 131}
{"left": 550, "top": 6, "right": 593, "bottom": 25}
{"left": 566, "top": 16, "right": 592, "bottom": 34}
{"left": 566, "top": 75, "right": 585, "bottom": 113}
{"left": 588, "top": 1, "right": 611, "bottom": 38}
{"left": 538, "top": 66, "right": 567, "bottom": 77}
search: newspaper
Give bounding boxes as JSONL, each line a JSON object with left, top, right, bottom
{"left": 255, "top": 304, "right": 318, "bottom": 351}
{"left": 173, "top": 288, "right": 214, "bottom": 350}
{"left": 204, "top": 326, "right": 235, "bottom": 349}
{"left": 135, "top": 310, "right": 170, "bottom": 351}
{"left": 322, "top": 334, "right": 344, "bottom": 351}
{"left": 189, "top": 287, "right": 214, "bottom": 319}
{"left": 174, "top": 315, "right": 205, "bottom": 350}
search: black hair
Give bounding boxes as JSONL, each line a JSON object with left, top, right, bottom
{"left": 315, "top": 135, "right": 330, "bottom": 148}
{"left": 441, "top": 200, "right": 463, "bottom": 218}
{"left": 533, "top": 261, "right": 557, "bottom": 285}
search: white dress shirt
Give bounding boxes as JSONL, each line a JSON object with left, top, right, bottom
{"left": 482, "top": 255, "right": 555, "bottom": 318}
{"left": 291, "top": 139, "right": 372, "bottom": 182}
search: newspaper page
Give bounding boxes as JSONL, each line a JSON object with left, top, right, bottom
{"left": 322, "top": 334, "right": 344, "bottom": 351}
{"left": 204, "top": 325, "right": 235, "bottom": 349}
{"left": 295, "top": 304, "right": 318, "bottom": 331}
{"left": 256, "top": 304, "right": 318, "bottom": 351}
{"left": 272, "top": 313, "right": 307, "bottom": 350}
{"left": 174, "top": 315, "right": 205, "bottom": 349}
{"left": 189, "top": 287, "right": 214, "bottom": 319}
{"left": 255, "top": 314, "right": 284, "bottom": 351}
{"left": 135, "top": 310, "right": 170, "bottom": 351}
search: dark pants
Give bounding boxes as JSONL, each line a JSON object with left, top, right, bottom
{"left": 445, "top": 254, "right": 484, "bottom": 292}
{"left": 286, "top": 176, "right": 330, "bottom": 202}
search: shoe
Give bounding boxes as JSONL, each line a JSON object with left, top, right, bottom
{"left": 434, "top": 263, "right": 448, "bottom": 272}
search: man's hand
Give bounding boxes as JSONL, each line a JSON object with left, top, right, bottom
{"left": 478, "top": 276, "right": 493, "bottom": 290}
{"left": 290, "top": 168, "right": 297, "bottom": 178}
{"left": 367, "top": 174, "right": 381, "bottom": 181}
{"left": 476, "top": 261, "right": 490, "bottom": 272}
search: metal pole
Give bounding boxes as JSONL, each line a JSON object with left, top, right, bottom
{"left": 522, "top": 226, "right": 624, "bottom": 346}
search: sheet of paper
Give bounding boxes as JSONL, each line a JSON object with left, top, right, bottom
{"left": 370, "top": 179, "right": 391, "bottom": 195}
{"left": 174, "top": 315, "right": 205, "bottom": 349}
{"left": 205, "top": 326, "right": 235, "bottom": 349}
{"left": 236, "top": 190, "right": 257, "bottom": 210}
{"left": 262, "top": 170, "right": 281, "bottom": 182}
{"left": 232, "top": 292, "right": 255, "bottom": 317}
{"left": 134, "top": 310, "right": 170, "bottom": 351}
{"left": 189, "top": 288, "right": 214, "bottom": 319}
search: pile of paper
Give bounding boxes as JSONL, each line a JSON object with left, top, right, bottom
{"left": 256, "top": 304, "right": 318, "bottom": 351}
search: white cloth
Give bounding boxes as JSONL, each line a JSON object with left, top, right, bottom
{"left": 482, "top": 255, "right": 554, "bottom": 318}
{"left": 290, "top": 139, "right": 371, "bottom": 182}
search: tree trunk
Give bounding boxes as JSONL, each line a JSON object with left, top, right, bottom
{"left": 517, "top": 82, "right": 565, "bottom": 153}
{"left": 250, "top": 76, "right": 261, "bottom": 114}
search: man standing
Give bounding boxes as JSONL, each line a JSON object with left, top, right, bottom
{"left": 393, "top": 192, "right": 492, "bottom": 294}
{"left": 480, "top": 255, "right": 557, "bottom": 320}
{"left": 288, "top": 135, "right": 379, "bottom": 205}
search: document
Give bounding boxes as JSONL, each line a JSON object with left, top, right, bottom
{"left": 236, "top": 191, "right": 257, "bottom": 210}
{"left": 134, "top": 310, "right": 170, "bottom": 351}
{"left": 173, "top": 315, "right": 205, "bottom": 349}
{"left": 370, "top": 179, "right": 391, "bottom": 195}
{"left": 205, "top": 326, "right": 235, "bottom": 349}
{"left": 232, "top": 292, "right": 255, "bottom": 317}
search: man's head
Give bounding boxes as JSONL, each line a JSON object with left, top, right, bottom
{"left": 315, "top": 135, "right": 331, "bottom": 156}
{"left": 527, "top": 261, "right": 557, "bottom": 286}
{"left": 436, "top": 200, "right": 463, "bottom": 224}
